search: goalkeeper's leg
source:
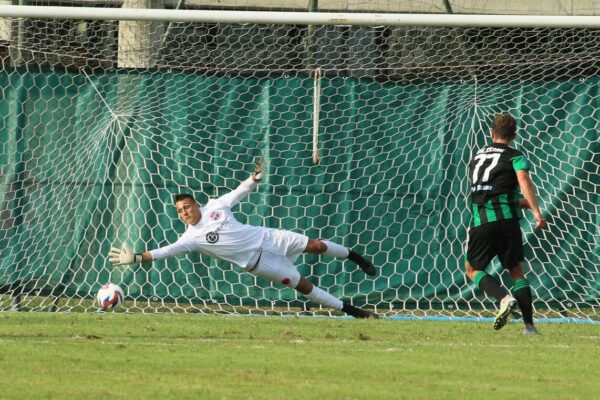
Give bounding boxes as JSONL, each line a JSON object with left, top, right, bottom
{"left": 248, "top": 252, "right": 378, "bottom": 318}
{"left": 296, "top": 278, "right": 379, "bottom": 319}
{"left": 304, "top": 239, "right": 376, "bottom": 276}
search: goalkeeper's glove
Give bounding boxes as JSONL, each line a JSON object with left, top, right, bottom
{"left": 253, "top": 156, "right": 265, "bottom": 181}
{"left": 108, "top": 243, "right": 141, "bottom": 266}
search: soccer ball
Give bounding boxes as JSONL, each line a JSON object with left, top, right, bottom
{"left": 96, "top": 283, "right": 125, "bottom": 310}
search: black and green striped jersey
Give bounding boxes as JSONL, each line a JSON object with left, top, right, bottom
{"left": 468, "top": 143, "right": 529, "bottom": 227}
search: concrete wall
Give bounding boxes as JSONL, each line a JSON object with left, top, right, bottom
{"left": 0, "top": 0, "right": 11, "bottom": 41}
{"left": 118, "top": 0, "right": 165, "bottom": 68}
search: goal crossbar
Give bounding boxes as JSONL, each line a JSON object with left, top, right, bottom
{"left": 2, "top": 5, "right": 600, "bottom": 28}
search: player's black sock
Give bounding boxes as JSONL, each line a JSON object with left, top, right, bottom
{"left": 348, "top": 250, "right": 376, "bottom": 276}
{"left": 342, "top": 302, "right": 379, "bottom": 319}
{"left": 473, "top": 271, "right": 508, "bottom": 302}
{"left": 512, "top": 278, "right": 534, "bottom": 324}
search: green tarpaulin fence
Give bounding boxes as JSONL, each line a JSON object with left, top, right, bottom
{"left": 0, "top": 70, "right": 598, "bottom": 309}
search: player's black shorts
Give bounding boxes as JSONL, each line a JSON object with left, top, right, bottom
{"left": 466, "top": 218, "right": 524, "bottom": 270}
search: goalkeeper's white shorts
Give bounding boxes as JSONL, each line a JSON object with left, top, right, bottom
{"left": 247, "top": 228, "right": 309, "bottom": 289}
{"left": 261, "top": 228, "right": 309, "bottom": 263}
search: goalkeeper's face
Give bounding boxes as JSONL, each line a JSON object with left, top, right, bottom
{"left": 175, "top": 199, "right": 202, "bottom": 225}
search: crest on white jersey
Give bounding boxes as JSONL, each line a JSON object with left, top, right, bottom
{"left": 206, "top": 231, "right": 219, "bottom": 243}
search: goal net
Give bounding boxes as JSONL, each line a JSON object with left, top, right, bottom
{"left": 0, "top": 7, "right": 598, "bottom": 321}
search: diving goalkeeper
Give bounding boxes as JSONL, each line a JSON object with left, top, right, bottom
{"left": 108, "top": 157, "right": 378, "bottom": 319}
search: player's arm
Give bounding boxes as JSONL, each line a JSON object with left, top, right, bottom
{"left": 518, "top": 198, "right": 531, "bottom": 209}
{"left": 217, "top": 156, "right": 265, "bottom": 208}
{"left": 108, "top": 241, "right": 189, "bottom": 266}
{"left": 108, "top": 244, "right": 148, "bottom": 265}
{"left": 516, "top": 169, "right": 546, "bottom": 230}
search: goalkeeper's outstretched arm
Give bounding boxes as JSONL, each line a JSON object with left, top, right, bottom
{"left": 216, "top": 156, "right": 265, "bottom": 208}
{"left": 108, "top": 157, "right": 264, "bottom": 266}
{"left": 109, "top": 244, "right": 152, "bottom": 265}
{"left": 109, "top": 241, "right": 190, "bottom": 266}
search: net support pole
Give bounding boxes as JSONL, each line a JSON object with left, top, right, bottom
{"left": 11, "top": 292, "right": 20, "bottom": 311}
{"left": 48, "top": 296, "right": 60, "bottom": 312}
{"left": 312, "top": 67, "right": 322, "bottom": 165}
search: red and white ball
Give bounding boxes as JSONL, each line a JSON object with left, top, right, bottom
{"left": 96, "top": 283, "right": 125, "bottom": 310}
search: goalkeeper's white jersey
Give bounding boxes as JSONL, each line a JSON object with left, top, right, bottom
{"left": 149, "top": 177, "right": 264, "bottom": 268}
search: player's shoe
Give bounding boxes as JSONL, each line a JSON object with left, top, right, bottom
{"left": 493, "top": 295, "right": 517, "bottom": 330}
{"left": 342, "top": 302, "right": 379, "bottom": 319}
{"left": 348, "top": 250, "right": 376, "bottom": 276}
{"left": 523, "top": 323, "right": 541, "bottom": 335}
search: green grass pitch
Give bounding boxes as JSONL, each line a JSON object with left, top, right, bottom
{"left": 0, "top": 313, "right": 599, "bottom": 400}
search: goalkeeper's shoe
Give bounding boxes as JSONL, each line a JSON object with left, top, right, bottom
{"left": 523, "top": 323, "right": 541, "bottom": 335}
{"left": 348, "top": 250, "right": 376, "bottom": 276}
{"left": 342, "top": 302, "right": 379, "bottom": 319}
{"left": 493, "top": 295, "right": 517, "bottom": 330}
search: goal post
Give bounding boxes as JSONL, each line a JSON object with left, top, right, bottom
{"left": 4, "top": 6, "right": 600, "bottom": 27}
{"left": 0, "top": 6, "right": 598, "bottom": 320}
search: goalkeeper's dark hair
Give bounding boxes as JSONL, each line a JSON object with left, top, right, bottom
{"left": 173, "top": 193, "right": 196, "bottom": 204}
{"left": 491, "top": 112, "right": 517, "bottom": 140}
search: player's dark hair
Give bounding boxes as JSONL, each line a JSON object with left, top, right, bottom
{"left": 173, "top": 193, "right": 196, "bottom": 204}
{"left": 491, "top": 113, "right": 517, "bottom": 140}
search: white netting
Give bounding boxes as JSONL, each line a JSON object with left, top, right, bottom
{"left": 0, "top": 9, "right": 598, "bottom": 320}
